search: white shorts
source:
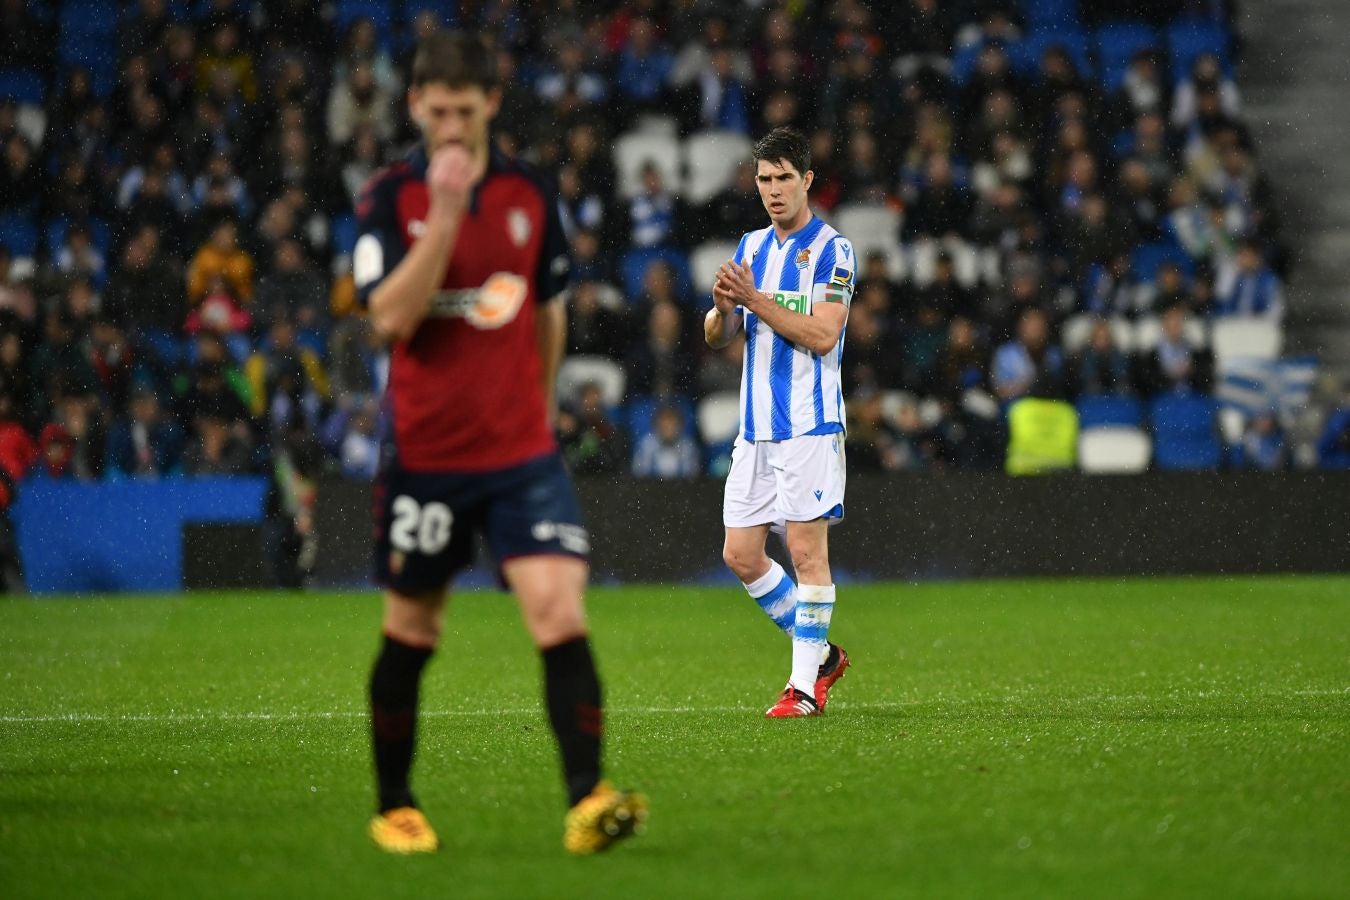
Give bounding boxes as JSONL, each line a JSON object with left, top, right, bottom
{"left": 723, "top": 432, "right": 847, "bottom": 534}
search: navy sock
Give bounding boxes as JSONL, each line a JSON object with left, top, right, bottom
{"left": 542, "top": 636, "right": 603, "bottom": 806}
{"left": 369, "top": 634, "right": 433, "bottom": 812}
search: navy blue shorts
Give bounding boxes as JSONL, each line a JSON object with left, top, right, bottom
{"left": 373, "top": 451, "right": 589, "bottom": 594}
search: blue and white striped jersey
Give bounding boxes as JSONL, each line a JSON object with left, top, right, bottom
{"left": 732, "top": 215, "right": 855, "bottom": 442}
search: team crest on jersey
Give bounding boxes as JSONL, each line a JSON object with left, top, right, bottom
{"left": 795, "top": 247, "right": 811, "bottom": 269}
{"left": 508, "top": 208, "right": 532, "bottom": 247}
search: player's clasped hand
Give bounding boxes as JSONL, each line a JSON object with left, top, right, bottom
{"left": 428, "top": 144, "right": 476, "bottom": 216}
{"left": 715, "top": 260, "right": 763, "bottom": 311}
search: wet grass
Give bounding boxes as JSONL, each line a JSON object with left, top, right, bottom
{"left": 0, "top": 576, "right": 1346, "bottom": 899}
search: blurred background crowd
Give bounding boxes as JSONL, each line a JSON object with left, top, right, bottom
{"left": 1, "top": 0, "right": 1348, "bottom": 492}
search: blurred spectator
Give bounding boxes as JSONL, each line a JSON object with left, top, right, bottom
{"left": 536, "top": 41, "right": 608, "bottom": 109}
{"left": 846, "top": 391, "right": 905, "bottom": 473}
{"left": 335, "top": 18, "right": 400, "bottom": 97}
{"left": 1214, "top": 241, "right": 1284, "bottom": 320}
{"left": 557, "top": 163, "right": 607, "bottom": 238}
{"left": 245, "top": 317, "right": 329, "bottom": 437}
{"left": 632, "top": 405, "right": 700, "bottom": 479}
{"left": 626, "top": 297, "right": 695, "bottom": 398}
{"left": 105, "top": 226, "right": 184, "bottom": 345}
{"left": 622, "top": 162, "right": 684, "bottom": 250}
{"left": 1082, "top": 253, "right": 1144, "bottom": 318}
{"left": 0, "top": 389, "right": 35, "bottom": 591}
{"left": 568, "top": 282, "right": 629, "bottom": 358}
{"left": 557, "top": 382, "right": 627, "bottom": 475}
{"left": 104, "top": 384, "right": 184, "bottom": 478}
{"left": 1317, "top": 403, "right": 1350, "bottom": 469}
{"left": 327, "top": 61, "right": 395, "bottom": 147}
{"left": 179, "top": 334, "right": 253, "bottom": 427}
{"left": 930, "top": 316, "right": 987, "bottom": 401}
{"left": 255, "top": 239, "right": 328, "bottom": 333}
{"left": 991, "top": 307, "right": 1066, "bottom": 402}
{"left": 182, "top": 411, "right": 252, "bottom": 475}
{"left": 338, "top": 397, "right": 381, "bottom": 480}
{"left": 0, "top": 328, "right": 35, "bottom": 431}
{"left": 614, "top": 17, "right": 674, "bottom": 118}
{"left": 1069, "top": 321, "right": 1136, "bottom": 399}
{"left": 264, "top": 429, "right": 322, "bottom": 588}
{"left": 29, "top": 309, "right": 98, "bottom": 418}
{"left": 327, "top": 316, "right": 387, "bottom": 400}
{"left": 55, "top": 225, "right": 106, "bottom": 288}
{"left": 40, "top": 393, "right": 106, "bottom": 482}
{"left": 697, "top": 331, "right": 745, "bottom": 398}
{"left": 340, "top": 126, "right": 384, "bottom": 208}
{"left": 0, "top": 244, "right": 35, "bottom": 323}
{"left": 1143, "top": 304, "right": 1213, "bottom": 395}
{"left": 1234, "top": 411, "right": 1288, "bottom": 471}
{"left": 188, "top": 218, "right": 255, "bottom": 304}
{"left": 904, "top": 154, "right": 972, "bottom": 241}
{"left": 195, "top": 22, "right": 257, "bottom": 103}
{"left": 1173, "top": 54, "right": 1240, "bottom": 130}
{"left": 699, "top": 162, "right": 763, "bottom": 241}
{"left": 0, "top": 135, "right": 40, "bottom": 212}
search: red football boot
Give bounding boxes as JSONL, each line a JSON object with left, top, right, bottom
{"left": 764, "top": 687, "right": 820, "bottom": 718}
{"left": 814, "top": 643, "right": 850, "bottom": 710}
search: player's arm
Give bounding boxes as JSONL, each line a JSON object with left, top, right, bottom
{"left": 366, "top": 147, "right": 475, "bottom": 343}
{"left": 534, "top": 187, "right": 572, "bottom": 427}
{"left": 715, "top": 260, "right": 848, "bottom": 356}
{"left": 703, "top": 281, "right": 743, "bottom": 349}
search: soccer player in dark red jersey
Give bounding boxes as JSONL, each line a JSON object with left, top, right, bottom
{"left": 354, "top": 32, "right": 645, "bottom": 855}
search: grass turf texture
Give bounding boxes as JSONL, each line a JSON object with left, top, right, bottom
{"left": 0, "top": 576, "right": 1346, "bottom": 900}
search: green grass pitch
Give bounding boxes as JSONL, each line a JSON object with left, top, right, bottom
{"left": 1, "top": 576, "right": 1346, "bottom": 899}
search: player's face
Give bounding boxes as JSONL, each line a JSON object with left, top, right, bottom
{"left": 756, "top": 159, "right": 814, "bottom": 230}
{"left": 408, "top": 82, "right": 501, "bottom": 157}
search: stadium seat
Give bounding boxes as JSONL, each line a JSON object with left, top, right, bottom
{"left": 1076, "top": 395, "right": 1144, "bottom": 429}
{"left": 1131, "top": 241, "right": 1195, "bottom": 282}
{"left": 1150, "top": 394, "right": 1222, "bottom": 470}
{"left": 0, "top": 214, "right": 39, "bottom": 259}
{"left": 613, "top": 131, "right": 682, "bottom": 200}
{"left": 689, "top": 240, "right": 739, "bottom": 297}
{"left": 1211, "top": 319, "right": 1283, "bottom": 365}
{"left": 878, "top": 390, "right": 918, "bottom": 429}
{"left": 626, "top": 395, "right": 696, "bottom": 442}
{"left": 1218, "top": 405, "right": 1246, "bottom": 445}
{"left": 1059, "top": 313, "right": 1098, "bottom": 354}
{"left": 909, "top": 237, "right": 978, "bottom": 288}
{"left": 557, "top": 355, "right": 626, "bottom": 408}
{"left": 331, "top": 212, "right": 358, "bottom": 258}
{"left": 45, "top": 218, "right": 111, "bottom": 257}
{"left": 683, "top": 131, "right": 753, "bottom": 205}
{"left": 631, "top": 114, "right": 680, "bottom": 138}
{"left": 1166, "top": 18, "right": 1232, "bottom": 82}
{"left": 1014, "top": 29, "right": 1092, "bottom": 80}
{"left": 832, "top": 204, "right": 904, "bottom": 280}
{"left": 696, "top": 391, "right": 741, "bottom": 445}
{"left": 0, "top": 68, "right": 45, "bottom": 106}
{"left": 1095, "top": 22, "right": 1160, "bottom": 90}
{"left": 1078, "top": 426, "right": 1152, "bottom": 474}
{"left": 1109, "top": 316, "right": 1136, "bottom": 353}
{"left": 1022, "top": 0, "right": 1081, "bottom": 30}
{"left": 619, "top": 247, "right": 692, "bottom": 302}
{"left": 1133, "top": 315, "right": 1207, "bottom": 352}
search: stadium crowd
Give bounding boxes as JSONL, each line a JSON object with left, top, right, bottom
{"left": 0, "top": 0, "right": 1347, "bottom": 489}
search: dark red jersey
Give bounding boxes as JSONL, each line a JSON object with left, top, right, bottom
{"left": 355, "top": 145, "right": 571, "bottom": 472}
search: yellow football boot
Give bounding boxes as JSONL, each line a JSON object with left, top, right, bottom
{"left": 369, "top": 806, "right": 439, "bottom": 854}
{"left": 563, "top": 781, "right": 649, "bottom": 855}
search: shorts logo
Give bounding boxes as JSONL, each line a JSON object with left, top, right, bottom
{"left": 814, "top": 490, "right": 823, "bottom": 501}
{"left": 508, "top": 208, "right": 532, "bottom": 247}
{"left": 429, "top": 272, "right": 528, "bottom": 329}
{"left": 531, "top": 520, "right": 591, "bottom": 554}
{"left": 795, "top": 247, "right": 811, "bottom": 269}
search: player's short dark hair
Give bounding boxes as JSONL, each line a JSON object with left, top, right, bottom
{"left": 753, "top": 127, "right": 811, "bottom": 177}
{"left": 412, "top": 31, "right": 498, "bottom": 91}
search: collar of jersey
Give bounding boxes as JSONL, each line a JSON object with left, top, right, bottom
{"left": 771, "top": 213, "right": 823, "bottom": 249}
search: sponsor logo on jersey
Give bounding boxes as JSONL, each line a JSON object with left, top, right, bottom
{"left": 830, "top": 265, "right": 855, "bottom": 288}
{"left": 429, "top": 272, "right": 528, "bottom": 329}
{"left": 408, "top": 219, "right": 427, "bottom": 238}
{"left": 772, "top": 290, "right": 811, "bottom": 315}
{"left": 508, "top": 208, "right": 532, "bottom": 247}
{"left": 795, "top": 247, "right": 811, "bottom": 269}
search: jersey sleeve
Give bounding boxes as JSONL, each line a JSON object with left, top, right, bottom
{"left": 352, "top": 172, "right": 406, "bottom": 307}
{"left": 534, "top": 188, "right": 572, "bottom": 303}
{"left": 813, "top": 235, "right": 856, "bottom": 305}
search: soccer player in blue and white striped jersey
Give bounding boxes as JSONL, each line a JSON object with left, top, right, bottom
{"left": 704, "top": 127, "right": 854, "bottom": 719}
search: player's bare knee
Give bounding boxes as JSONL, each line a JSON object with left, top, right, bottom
{"left": 787, "top": 541, "right": 828, "bottom": 583}
{"left": 521, "top": 592, "right": 586, "bottom": 647}
{"left": 722, "top": 544, "right": 766, "bottom": 581}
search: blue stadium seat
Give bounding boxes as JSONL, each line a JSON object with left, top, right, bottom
{"left": 58, "top": 0, "right": 119, "bottom": 35}
{"left": 402, "top": 0, "right": 459, "bottom": 25}
{"left": 619, "top": 247, "right": 692, "bottom": 303}
{"left": 45, "top": 218, "right": 112, "bottom": 257}
{"left": 333, "top": 0, "right": 396, "bottom": 47}
{"left": 1014, "top": 29, "right": 1093, "bottom": 80}
{"left": 625, "top": 395, "right": 696, "bottom": 443}
{"left": 331, "top": 212, "right": 359, "bottom": 257}
{"left": 1131, "top": 240, "right": 1195, "bottom": 282}
{"left": 0, "top": 214, "right": 40, "bottom": 258}
{"left": 1021, "top": 0, "right": 1080, "bottom": 30}
{"left": 0, "top": 68, "right": 46, "bottom": 105}
{"left": 1095, "top": 22, "right": 1159, "bottom": 91}
{"left": 1166, "top": 18, "right": 1232, "bottom": 83}
{"left": 1150, "top": 395, "right": 1222, "bottom": 471}
{"left": 1076, "top": 395, "right": 1144, "bottom": 429}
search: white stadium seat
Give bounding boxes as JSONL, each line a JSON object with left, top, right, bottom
{"left": 832, "top": 204, "right": 905, "bottom": 280}
{"left": 1211, "top": 318, "right": 1282, "bottom": 365}
{"left": 613, "top": 131, "right": 682, "bottom": 200}
{"left": 1108, "top": 316, "right": 1136, "bottom": 353}
{"left": 683, "top": 130, "right": 754, "bottom": 204}
{"left": 631, "top": 113, "right": 680, "bottom": 138}
{"left": 1060, "top": 313, "right": 1098, "bottom": 354}
{"left": 1078, "top": 426, "right": 1152, "bottom": 474}
{"left": 1134, "top": 316, "right": 1208, "bottom": 352}
{"left": 697, "top": 391, "right": 741, "bottom": 444}
{"left": 557, "top": 355, "right": 627, "bottom": 408}
{"left": 690, "top": 240, "right": 740, "bottom": 295}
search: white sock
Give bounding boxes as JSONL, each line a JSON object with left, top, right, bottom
{"left": 789, "top": 584, "right": 835, "bottom": 696}
{"left": 743, "top": 560, "right": 796, "bottom": 637}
